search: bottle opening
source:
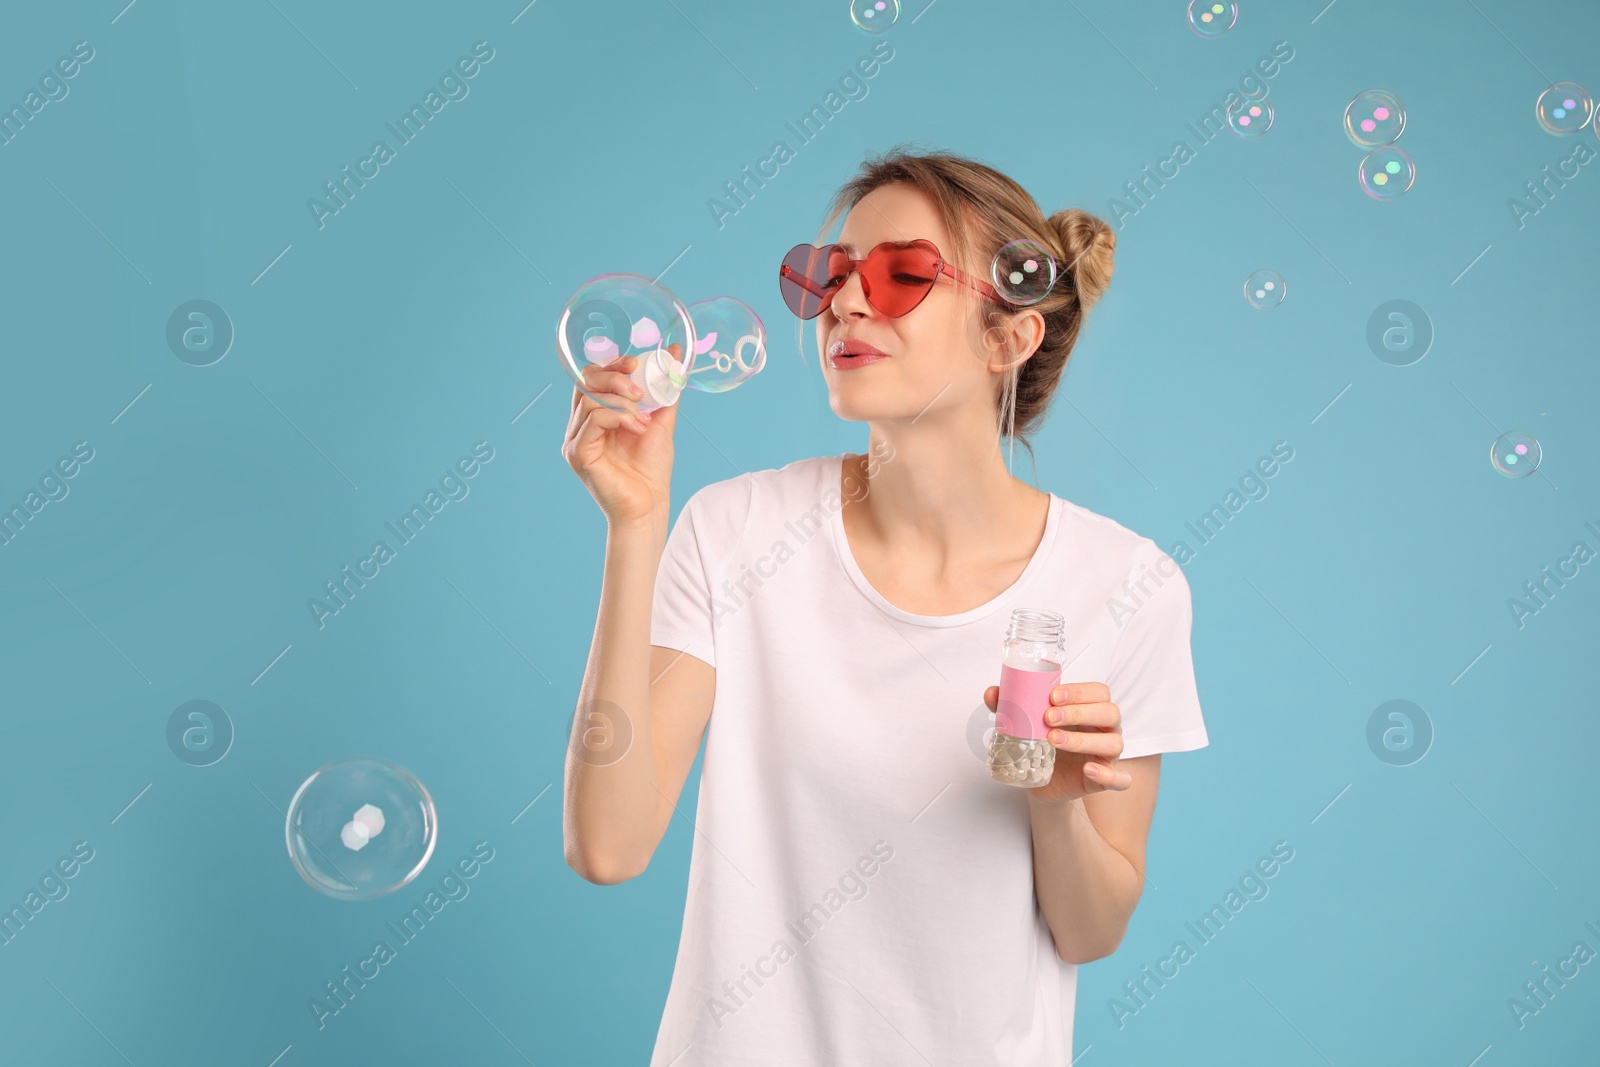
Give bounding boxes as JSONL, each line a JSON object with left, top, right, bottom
{"left": 1006, "top": 608, "right": 1064, "bottom": 644}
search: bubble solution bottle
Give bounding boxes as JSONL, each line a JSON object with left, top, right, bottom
{"left": 989, "top": 608, "right": 1066, "bottom": 788}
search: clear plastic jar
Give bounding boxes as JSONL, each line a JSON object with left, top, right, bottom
{"left": 988, "top": 608, "right": 1066, "bottom": 788}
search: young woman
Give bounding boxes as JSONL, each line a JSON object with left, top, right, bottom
{"left": 562, "top": 147, "right": 1208, "bottom": 1064}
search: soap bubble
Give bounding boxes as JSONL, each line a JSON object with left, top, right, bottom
{"left": 285, "top": 758, "right": 437, "bottom": 901}
{"left": 1490, "top": 431, "right": 1541, "bottom": 477}
{"left": 1227, "top": 96, "right": 1274, "bottom": 138}
{"left": 850, "top": 0, "right": 899, "bottom": 33}
{"left": 990, "top": 239, "right": 1058, "bottom": 306}
{"left": 1243, "top": 269, "right": 1286, "bottom": 309}
{"left": 1359, "top": 145, "right": 1416, "bottom": 200}
{"left": 682, "top": 297, "right": 766, "bottom": 394}
{"left": 558, "top": 273, "right": 695, "bottom": 414}
{"left": 1535, "top": 82, "right": 1593, "bottom": 135}
{"left": 1187, "top": 0, "right": 1238, "bottom": 38}
{"left": 1344, "top": 89, "right": 1406, "bottom": 147}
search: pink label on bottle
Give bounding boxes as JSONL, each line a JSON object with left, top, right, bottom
{"left": 995, "top": 662, "right": 1062, "bottom": 741}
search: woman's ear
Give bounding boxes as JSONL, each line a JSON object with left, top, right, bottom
{"left": 981, "top": 310, "right": 1045, "bottom": 374}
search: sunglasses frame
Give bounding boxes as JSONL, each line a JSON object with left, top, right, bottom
{"left": 779, "top": 238, "right": 1012, "bottom": 321}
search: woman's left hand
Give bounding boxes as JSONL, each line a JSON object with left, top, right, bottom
{"left": 983, "top": 681, "right": 1130, "bottom": 804}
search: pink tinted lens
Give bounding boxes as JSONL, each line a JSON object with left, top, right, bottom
{"left": 779, "top": 243, "right": 839, "bottom": 320}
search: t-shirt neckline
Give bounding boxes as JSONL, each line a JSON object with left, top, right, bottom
{"left": 826, "top": 452, "right": 1063, "bottom": 629}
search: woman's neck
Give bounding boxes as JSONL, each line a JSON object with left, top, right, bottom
{"left": 842, "top": 435, "right": 1047, "bottom": 562}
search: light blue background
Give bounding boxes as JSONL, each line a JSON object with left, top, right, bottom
{"left": 1, "top": 1, "right": 1596, "bottom": 1064}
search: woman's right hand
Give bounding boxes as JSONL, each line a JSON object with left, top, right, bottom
{"left": 562, "top": 350, "right": 679, "bottom": 529}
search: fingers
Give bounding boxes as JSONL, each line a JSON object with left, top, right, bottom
{"left": 569, "top": 356, "right": 650, "bottom": 422}
{"left": 984, "top": 683, "right": 1122, "bottom": 756}
{"left": 1083, "top": 762, "right": 1132, "bottom": 790}
{"left": 1044, "top": 699, "right": 1119, "bottom": 731}
{"left": 584, "top": 360, "right": 648, "bottom": 401}
{"left": 569, "top": 406, "right": 650, "bottom": 457}
{"left": 1050, "top": 681, "right": 1110, "bottom": 705}
{"left": 1046, "top": 723, "right": 1123, "bottom": 760}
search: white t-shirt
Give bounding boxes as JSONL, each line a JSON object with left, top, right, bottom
{"left": 648, "top": 453, "right": 1208, "bottom": 1065}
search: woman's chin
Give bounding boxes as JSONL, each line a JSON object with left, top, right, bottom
{"left": 828, "top": 384, "right": 881, "bottom": 419}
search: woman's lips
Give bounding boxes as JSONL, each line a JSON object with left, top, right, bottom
{"left": 828, "top": 340, "right": 889, "bottom": 370}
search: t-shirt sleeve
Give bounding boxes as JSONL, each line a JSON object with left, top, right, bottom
{"left": 1104, "top": 540, "right": 1209, "bottom": 760}
{"left": 651, "top": 492, "right": 718, "bottom": 669}
{"left": 650, "top": 478, "right": 751, "bottom": 670}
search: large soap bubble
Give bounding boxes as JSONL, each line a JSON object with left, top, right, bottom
{"left": 285, "top": 757, "right": 437, "bottom": 901}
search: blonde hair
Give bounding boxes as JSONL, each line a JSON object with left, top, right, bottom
{"left": 807, "top": 144, "right": 1115, "bottom": 473}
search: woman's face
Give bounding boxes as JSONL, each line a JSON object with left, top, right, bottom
{"left": 815, "top": 183, "right": 1011, "bottom": 426}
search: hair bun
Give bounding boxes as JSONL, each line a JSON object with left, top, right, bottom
{"left": 1048, "top": 208, "right": 1115, "bottom": 311}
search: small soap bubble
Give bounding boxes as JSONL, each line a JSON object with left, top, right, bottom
{"left": 1243, "top": 269, "right": 1286, "bottom": 309}
{"left": 1187, "top": 0, "right": 1238, "bottom": 38}
{"left": 990, "top": 239, "right": 1057, "bottom": 306}
{"left": 683, "top": 297, "right": 766, "bottom": 394}
{"left": 285, "top": 757, "right": 438, "bottom": 901}
{"left": 850, "top": 0, "right": 899, "bottom": 33}
{"left": 1535, "top": 81, "right": 1593, "bottom": 135}
{"left": 1490, "top": 431, "right": 1541, "bottom": 477}
{"left": 1227, "top": 96, "right": 1274, "bottom": 138}
{"left": 1359, "top": 145, "right": 1415, "bottom": 200}
{"left": 1344, "top": 89, "right": 1406, "bottom": 147}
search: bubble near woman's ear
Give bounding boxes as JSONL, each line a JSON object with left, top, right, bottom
{"left": 991, "top": 239, "right": 1057, "bottom": 305}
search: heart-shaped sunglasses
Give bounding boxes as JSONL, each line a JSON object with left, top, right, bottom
{"left": 778, "top": 239, "right": 1012, "bottom": 320}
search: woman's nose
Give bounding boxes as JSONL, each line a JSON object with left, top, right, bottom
{"left": 830, "top": 268, "right": 872, "bottom": 318}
